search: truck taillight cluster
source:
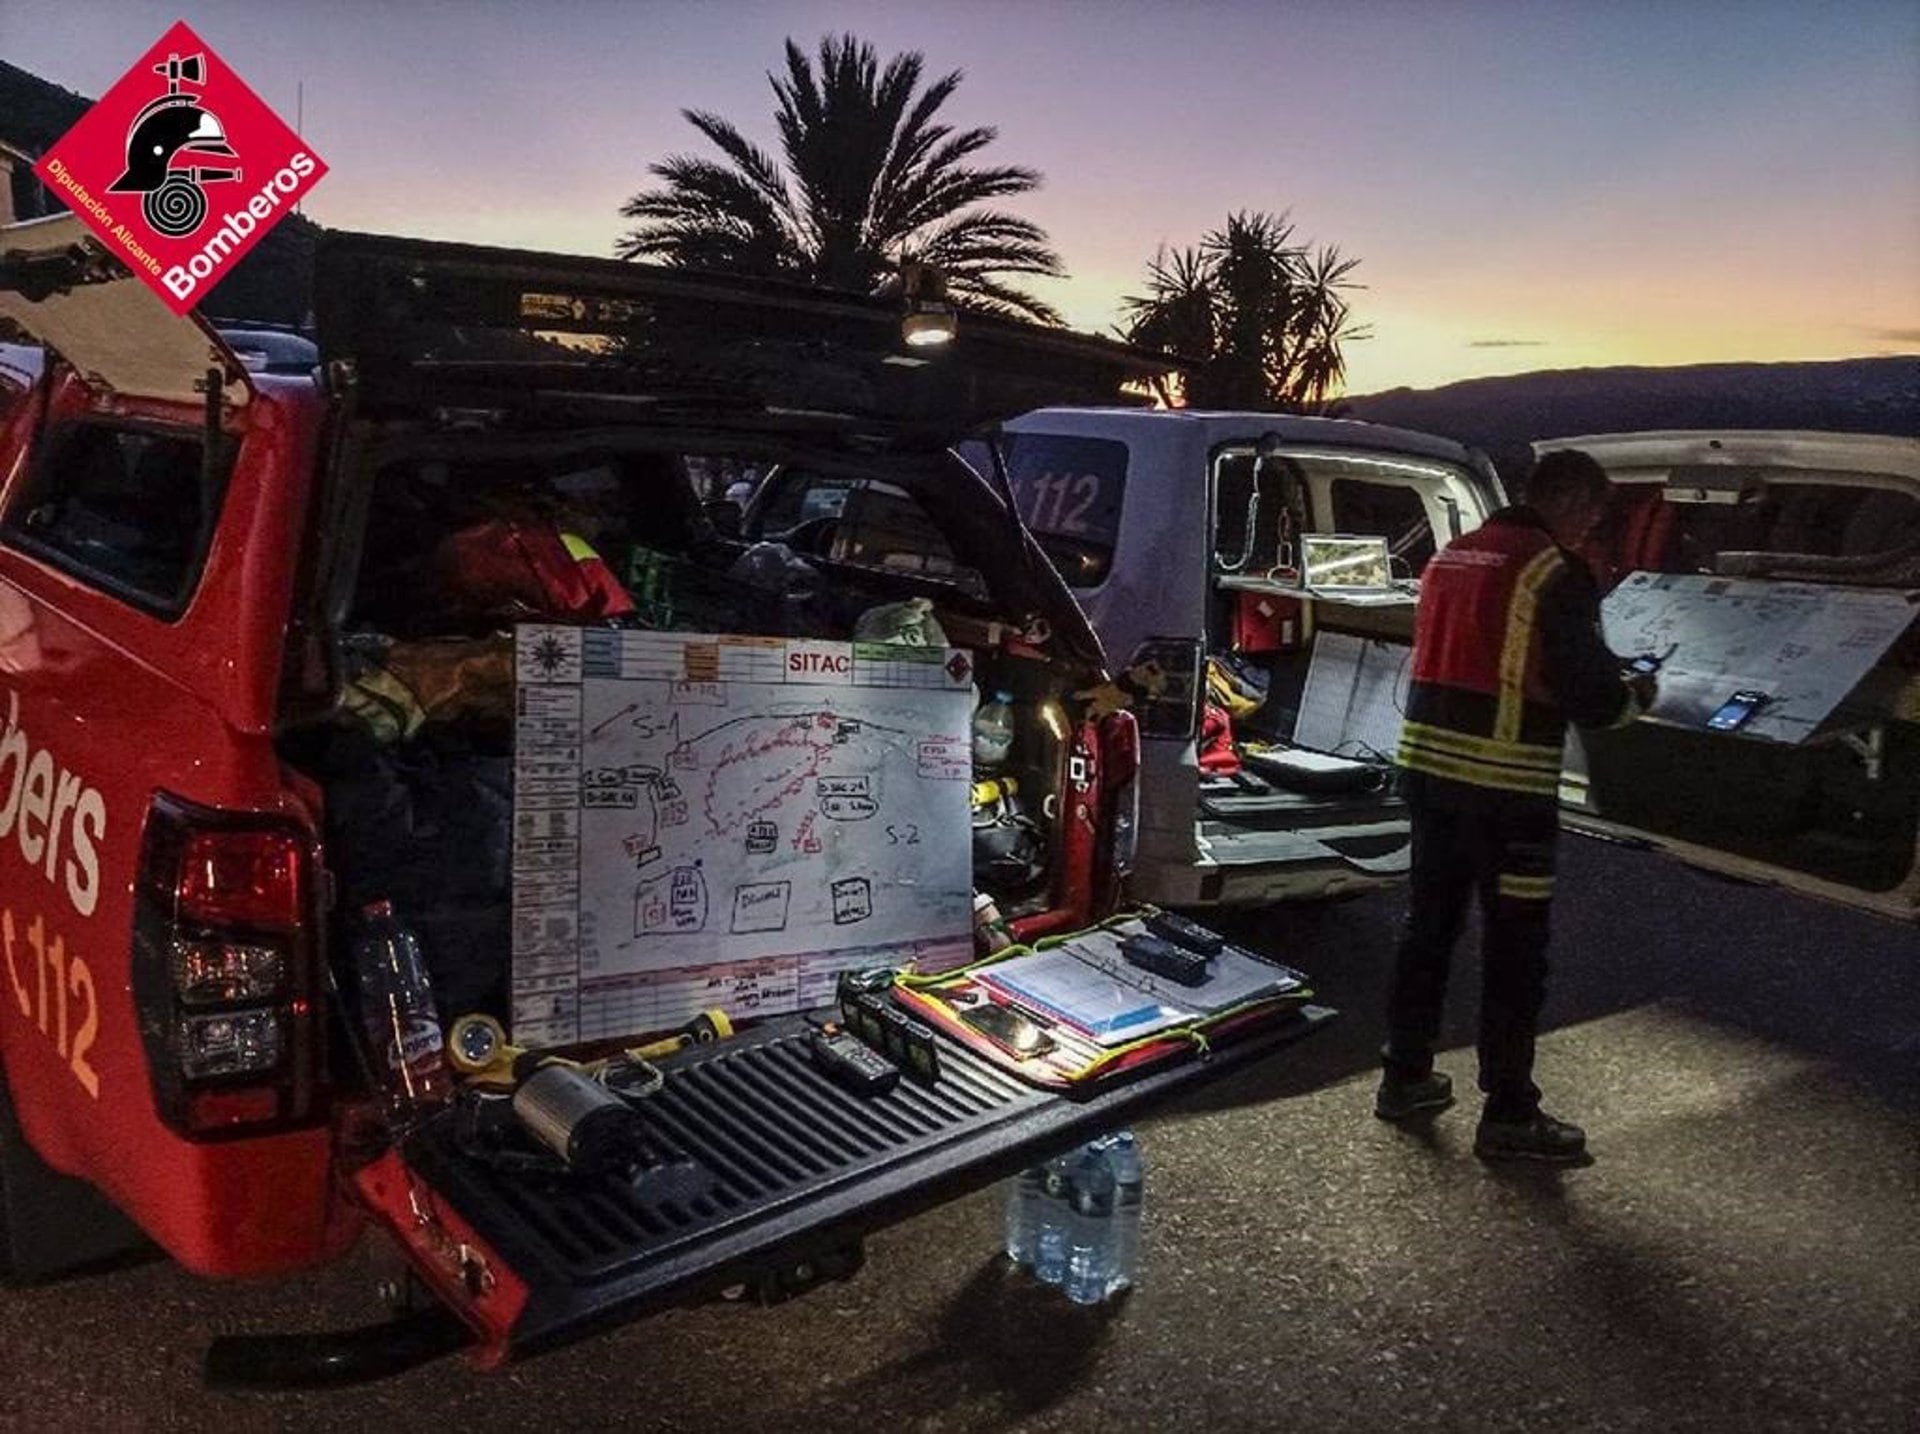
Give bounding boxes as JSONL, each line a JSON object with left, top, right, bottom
{"left": 133, "top": 796, "right": 326, "bottom": 1138}
{"left": 1100, "top": 710, "right": 1142, "bottom": 882}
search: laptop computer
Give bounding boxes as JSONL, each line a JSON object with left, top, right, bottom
{"left": 1300, "top": 534, "right": 1409, "bottom": 603}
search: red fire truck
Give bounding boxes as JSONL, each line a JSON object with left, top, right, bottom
{"left": 0, "top": 215, "right": 1322, "bottom": 1383}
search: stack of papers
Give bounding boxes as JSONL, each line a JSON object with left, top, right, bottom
{"left": 975, "top": 922, "right": 1303, "bottom": 1046}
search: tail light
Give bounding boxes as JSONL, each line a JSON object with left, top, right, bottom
{"left": 133, "top": 795, "right": 327, "bottom": 1139}
{"left": 1099, "top": 710, "right": 1141, "bottom": 881}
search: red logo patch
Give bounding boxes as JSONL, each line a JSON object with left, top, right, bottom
{"left": 32, "top": 21, "right": 327, "bottom": 316}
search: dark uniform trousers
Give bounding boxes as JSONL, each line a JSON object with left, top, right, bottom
{"left": 1384, "top": 788, "right": 1559, "bottom": 1123}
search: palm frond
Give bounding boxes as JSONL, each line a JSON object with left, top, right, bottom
{"left": 1124, "top": 213, "right": 1367, "bottom": 410}
{"left": 616, "top": 32, "right": 1058, "bottom": 322}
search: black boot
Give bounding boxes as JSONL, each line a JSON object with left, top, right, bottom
{"left": 1473, "top": 1109, "right": 1587, "bottom": 1163}
{"left": 1374, "top": 1069, "right": 1454, "bottom": 1120}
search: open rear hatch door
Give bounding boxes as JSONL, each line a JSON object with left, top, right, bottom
{"left": 1551, "top": 431, "right": 1920, "bottom": 920}
{"left": 333, "top": 1003, "right": 1328, "bottom": 1373}
{"left": 309, "top": 228, "right": 1178, "bottom": 674}
{"left": 312, "top": 229, "right": 1170, "bottom": 445}
{"left": 0, "top": 213, "right": 252, "bottom": 410}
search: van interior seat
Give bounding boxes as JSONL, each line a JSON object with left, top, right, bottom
{"left": 1839, "top": 489, "right": 1920, "bottom": 560}
{"left": 1579, "top": 486, "right": 1675, "bottom": 588}
{"left": 1621, "top": 488, "right": 1677, "bottom": 572}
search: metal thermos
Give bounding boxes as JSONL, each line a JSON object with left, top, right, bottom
{"left": 511, "top": 1063, "right": 649, "bottom": 1175}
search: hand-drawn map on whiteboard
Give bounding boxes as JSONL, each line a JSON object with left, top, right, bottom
{"left": 1600, "top": 572, "right": 1918, "bottom": 744}
{"left": 512, "top": 625, "right": 975, "bottom": 1046}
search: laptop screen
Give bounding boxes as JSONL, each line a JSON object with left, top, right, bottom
{"left": 1302, "top": 534, "right": 1392, "bottom": 590}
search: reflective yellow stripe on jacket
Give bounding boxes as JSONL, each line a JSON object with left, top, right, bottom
{"left": 1493, "top": 549, "right": 1563, "bottom": 743}
{"left": 1397, "top": 720, "right": 1562, "bottom": 797}
{"left": 1497, "top": 873, "right": 1556, "bottom": 901}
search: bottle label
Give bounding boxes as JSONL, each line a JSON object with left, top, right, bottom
{"left": 389, "top": 1019, "right": 445, "bottom": 1069}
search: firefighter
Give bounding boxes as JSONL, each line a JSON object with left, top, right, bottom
{"left": 1375, "top": 449, "right": 1655, "bottom": 1162}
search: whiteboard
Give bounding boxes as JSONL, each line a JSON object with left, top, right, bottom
{"left": 511, "top": 626, "right": 975, "bottom": 1046}
{"left": 1600, "top": 572, "right": 1918, "bottom": 744}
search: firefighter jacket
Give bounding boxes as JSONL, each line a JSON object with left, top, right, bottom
{"left": 1397, "top": 506, "right": 1636, "bottom": 812}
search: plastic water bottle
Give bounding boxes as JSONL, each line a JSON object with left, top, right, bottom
{"left": 1003, "top": 1162, "right": 1048, "bottom": 1266}
{"left": 351, "top": 900, "right": 452, "bottom": 1118}
{"left": 1031, "top": 1154, "right": 1073, "bottom": 1285}
{"left": 972, "top": 689, "right": 1016, "bottom": 769}
{"left": 1105, "top": 1131, "right": 1145, "bottom": 1296}
{"left": 1065, "top": 1145, "right": 1118, "bottom": 1306}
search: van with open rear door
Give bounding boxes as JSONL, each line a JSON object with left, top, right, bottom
{"left": 997, "top": 410, "right": 1918, "bottom": 924}
{"left": 987, "top": 408, "right": 1503, "bottom": 908}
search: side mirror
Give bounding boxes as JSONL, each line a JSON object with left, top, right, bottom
{"left": 703, "top": 499, "right": 744, "bottom": 538}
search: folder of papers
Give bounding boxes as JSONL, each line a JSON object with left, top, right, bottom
{"left": 974, "top": 921, "right": 1304, "bottom": 1046}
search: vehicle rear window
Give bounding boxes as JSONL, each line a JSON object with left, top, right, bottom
{"left": 1328, "top": 478, "right": 1436, "bottom": 576}
{"left": 1004, "top": 434, "right": 1128, "bottom": 589}
{"left": 1601, "top": 479, "right": 1920, "bottom": 578}
{"left": 749, "top": 471, "right": 987, "bottom": 598}
{"left": 3, "top": 423, "right": 226, "bottom": 616}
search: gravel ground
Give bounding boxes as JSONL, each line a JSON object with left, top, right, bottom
{"left": 3, "top": 836, "right": 1914, "bottom": 1432}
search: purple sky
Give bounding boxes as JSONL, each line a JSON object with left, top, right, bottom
{"left": 7, "top": 0, "right": 1916, "bottom": 392}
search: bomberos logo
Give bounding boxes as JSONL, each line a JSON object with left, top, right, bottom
{"left": 33, "top": 20, "right": 328, "bottom": 317}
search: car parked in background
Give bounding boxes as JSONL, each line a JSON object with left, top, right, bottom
{"left": 1553, "top": 431, "right": 1920, "bottom": 922}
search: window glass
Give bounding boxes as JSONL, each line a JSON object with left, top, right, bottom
{"left": 1328, "top": 479, "right": 1436, "bottom": 576}
{"left": 4, "top": 424, "right": 222, "bottom": 613}
{"left": 751, "top": 471, "right": 853, "bottom": 536}
{"left": 1004, "top": 434, "right": 1128, "bottom": 588}
{"left": 1611, "top": 479, "right": 1920, "bottom": 577}
{"left": 750, "top": 471, "right": 984, "bottom": 596}
{"left": 833, "top": 480, "right": 983, "bottom": 593}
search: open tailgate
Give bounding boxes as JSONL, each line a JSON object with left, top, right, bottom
{"left": 353, "top": 1006, "right": 1329, "bottom": 1368}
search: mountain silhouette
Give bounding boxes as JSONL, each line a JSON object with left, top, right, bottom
{"left": 1342, "top": 357, "right": 1919, "bottom": 484}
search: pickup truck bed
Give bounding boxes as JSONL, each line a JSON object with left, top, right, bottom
{"left": 218, "top": 1003, "right": 1330, "bottom": 1380}
{"left": 425, "top": 1007, "right": 1330, "bottom": 1358}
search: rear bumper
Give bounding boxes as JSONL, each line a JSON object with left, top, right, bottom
{"left": 1130, "top": 819, "right": 1412, "bottom": 907}
{"left": 1562, "top": 812, "right": 1920, "bottom": 923}
{"left": 361, "top": 1005, "right": 1333, "bottom": 1368}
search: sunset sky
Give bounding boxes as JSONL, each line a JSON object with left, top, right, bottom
{"left": 7, "top": 0, "right": 1916, "bottom": 394}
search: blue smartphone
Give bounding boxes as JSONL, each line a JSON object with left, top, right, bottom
{"left": 1707, "top": 689, "right": 1768, "bottom": 732}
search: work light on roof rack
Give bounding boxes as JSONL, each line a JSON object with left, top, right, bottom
{"left": 895, "top": 262, "right": 956, "bottom": 349}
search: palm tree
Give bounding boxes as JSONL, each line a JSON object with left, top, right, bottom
{"left": 1122, "top": 211, "right": 1369, "bottom": 411}
{"left": 618, "top": 35, "right": 1065, "bottom": 323}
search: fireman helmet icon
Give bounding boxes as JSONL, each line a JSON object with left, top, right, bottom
{"left": 106, "top": 52, "right": 242, "bottom": 238}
